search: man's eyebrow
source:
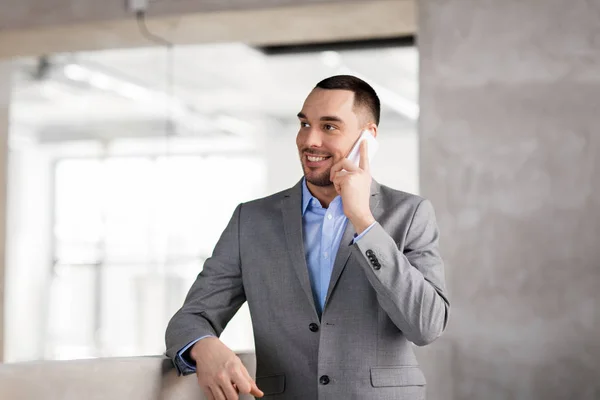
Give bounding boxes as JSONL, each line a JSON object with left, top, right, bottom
{"left": 296, "top": 113, "right": 345, "bottom": 124}
{"left": 320, "top": 115, "right": 344, "bottom": 123}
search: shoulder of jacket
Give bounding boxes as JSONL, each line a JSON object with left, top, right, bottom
{"left": 240, "top": 186, "right": 294, "bottom": 210}
{"left": 377, "top": 182, "right": 426, "bottom": 206}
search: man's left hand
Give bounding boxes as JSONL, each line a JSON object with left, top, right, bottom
{"left": 330, "top": 140, "right": 375, "bottom": 234}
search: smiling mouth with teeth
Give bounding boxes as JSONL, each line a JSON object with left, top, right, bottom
{"left": 307, "top": 155, "right": 330, "bottom": 162}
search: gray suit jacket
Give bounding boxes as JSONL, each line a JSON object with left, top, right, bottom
{"left": 166, "top": 179, "right": 449, "bottom": 400}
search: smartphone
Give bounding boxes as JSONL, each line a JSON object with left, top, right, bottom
{"left": 346, "top": 130, "right": 379, "bottom": 167}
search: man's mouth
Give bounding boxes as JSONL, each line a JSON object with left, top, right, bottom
{"left": 306, "top": 155, "right": 330, "bottom": 162}
{"left": 304, "top": 152, "right": 332, "bottom": 167}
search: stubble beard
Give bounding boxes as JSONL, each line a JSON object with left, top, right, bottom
{"left": 302, "top": 163, "right": 333, "bottom": 187}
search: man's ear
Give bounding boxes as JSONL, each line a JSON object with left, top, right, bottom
{"left": 366, "top": 123, "right": 378, "bottom": 138}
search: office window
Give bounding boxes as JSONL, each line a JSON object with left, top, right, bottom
{"left": 46, "top": 154, "right": 265, "bottom": 359}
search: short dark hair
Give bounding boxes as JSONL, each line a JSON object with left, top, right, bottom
{"left": 315, "top": 75, "right": 381, "bottom": 125}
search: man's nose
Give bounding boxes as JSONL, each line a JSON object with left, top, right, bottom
{"left": 304, "top": 128, "right": 323, "bottom": 147}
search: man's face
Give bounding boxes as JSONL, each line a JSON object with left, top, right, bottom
{"left": 296, "top": 88, "right": 363, "bottom": 187}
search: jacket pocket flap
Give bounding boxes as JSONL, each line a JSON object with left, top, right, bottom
{"left": 255, "top": 374, "right": 285, "bottom": 395}
{"left": 370, "top": 366, "right": 426, "bottom": 387}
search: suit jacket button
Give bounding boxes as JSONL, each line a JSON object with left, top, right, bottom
{"left": 366, "top": 249, "right": 374, "bottom": 257}
{"left": 373, "top": 263, "right": 381, "bottom": 270}
{"left": 309, "top": 323, "right": 319, "bottom": 332}
{"left": 319, "top": 375, "right": 330, "bottom": 385}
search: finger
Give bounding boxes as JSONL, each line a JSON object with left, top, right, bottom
{"left": 359, "top": 140, "right": 370, "bottom": 171}
{"left": 335, "top": 170, "right": 350, "bottom": 179}
{"left": 332, "top": 170, "right": 350, "bottom": 186}
{"left": 329, "top": 160, "right": 344, "bottom": 178}
{"left": 341, "top": 157, "right": 360, "bottom": 172}
{"left": 239, "top": 367, "right": 264, "bottom": 397}
{"left": 199, "top": 375, "right": 215, "bottom": 400}
{"left": 333, "top": 158, "right": 359, "bottom": 174}
{"left": 209, "top": 385, "right": 227, "bottom": 400}
{"left": 330, "top": 159, "right": 358, "bottom": 181}
{"left": 221, "top": 381, "right": 239, "bottom": 400}
{"left": 249, "top": 380, "right": 265, "bottom": 398}
{"left": 214, "top": 372, "right": 238, "bottom": 400}
{"left": 231, "top": 370, "right": 252, "bottom": 394}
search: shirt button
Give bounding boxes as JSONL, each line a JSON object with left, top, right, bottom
{"left": 327, "top": 214, "right": 332, "bottom": 220}
{"left": 323, "top": 252, "right": 328, "bottom": 259}
{"left": 319, "top": 375, "right": 330, "bottom": 385}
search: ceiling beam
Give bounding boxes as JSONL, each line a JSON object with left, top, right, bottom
{"left": 0, "top": 0, "right": 415, "bottom": 59}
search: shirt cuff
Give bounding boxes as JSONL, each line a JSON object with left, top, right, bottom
{"left": 174, "top": 335, "right": 214, "bottom": 375}
{"left": 352, "top": 222, "right": 377, "bottom": 244}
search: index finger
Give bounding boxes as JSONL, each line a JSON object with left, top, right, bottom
{"left": 235, "top": 366, "right": 264, "bottom": 398}
{"left": 330, "top": 158, "right": 359, "bottom": 181}
{"left": 359, "top": 139, "right": 370, "bottom": 171}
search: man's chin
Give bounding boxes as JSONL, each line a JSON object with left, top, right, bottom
{"left": 300, "top": 162, "right": 333, "bottom": 186}
{"left": 305, "top": 173, "right": 333, "bottom": 187}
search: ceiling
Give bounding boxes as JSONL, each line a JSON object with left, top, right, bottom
{"left": 9, "top": 41, "right": 418, "bottom": 145}
{"left": 0, "top": 1, "right": 415, "bottom": 58}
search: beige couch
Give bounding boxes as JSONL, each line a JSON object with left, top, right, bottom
{"left": 0, "top": 353, "right": 256, "bottom": 400}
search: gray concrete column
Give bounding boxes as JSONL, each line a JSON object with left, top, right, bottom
{"left": 418, "top": 1, "right": 600, "bottom": 399}
{"left": 0, "top": 62, "right": 10, "bottom": 363}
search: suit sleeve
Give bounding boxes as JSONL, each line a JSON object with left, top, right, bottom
{"left": 352, "top": 199, "right": 450, "bottom": 346}
{"left": 165, "top": 204, "right": 246, "bottom": 372}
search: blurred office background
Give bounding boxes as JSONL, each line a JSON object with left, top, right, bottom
{"left": 5, "top": 43, "right": 419, "bottom": 361}
{"left": 0, "top": 1, "right": 598, "bottom": 400}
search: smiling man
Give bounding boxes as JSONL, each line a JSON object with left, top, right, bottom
{"left": 165, "top": 75, "right": 450, "bottom": 400}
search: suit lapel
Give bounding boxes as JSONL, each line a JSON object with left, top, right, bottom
{"left": 324, "top": 180, "right": 382, "bottom": 309}
{"left": 324, "top": 222, "right": 355, "bottom": 306}
{"left": 281, "top": 180, "right": 320, "bottom": 318}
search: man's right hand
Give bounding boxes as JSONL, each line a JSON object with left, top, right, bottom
{"left": 190, "top": 337, "right": 264, "bottom": 400}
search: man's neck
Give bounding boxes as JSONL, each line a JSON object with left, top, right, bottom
{"left": 306, "top": 181, "right": 338, "bottom": 209}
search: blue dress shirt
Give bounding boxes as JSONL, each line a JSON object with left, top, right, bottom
{"left": 301, "top": 179, "right": 349, "bottom": 316}
{"left": 175, "top": 179, "right": 375, "bottom": 374}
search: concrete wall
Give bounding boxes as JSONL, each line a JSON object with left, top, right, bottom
{"left": 419, "top": 1, "right": 600, "bottom": 399}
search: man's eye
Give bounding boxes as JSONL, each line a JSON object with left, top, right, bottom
{"left": 300, "top": 122, "right": 310, "bottom": 128}
{"left": 324, "top": 124, "right": 336, "bottom": 131}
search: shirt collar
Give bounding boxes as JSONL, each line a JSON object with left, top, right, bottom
{"left": 302, "top": 178, "right": 345, "bottom": 216}
{"left": 301, "top": 178, "right": 315, "bottom": 216}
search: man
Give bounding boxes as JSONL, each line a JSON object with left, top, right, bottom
{"left": 165, "top": 75, "right": 449, "bottom": 400}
